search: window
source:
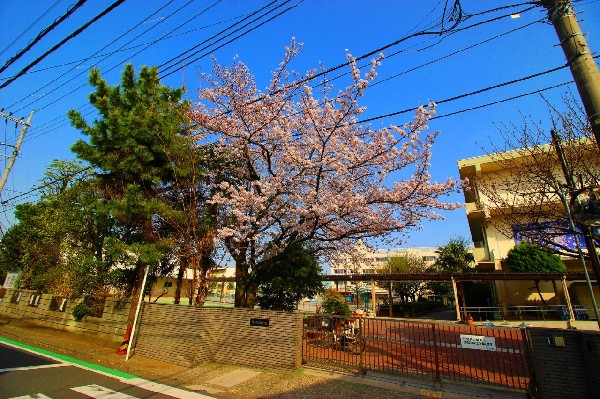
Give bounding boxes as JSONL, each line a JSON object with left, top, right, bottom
{"left": 333, "top": 269, "right": 347, "bottom": 274}
{"left": 422, "top": 256, "right": 436, "bottom": 262}
{"left": 362, "top": 269, "right": 375, "bottom": 274}
{"left": 163, "top": 281, "right": 173, "bottom": 288}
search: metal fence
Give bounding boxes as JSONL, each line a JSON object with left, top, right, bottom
{"left": 463, "top": 305, "right": 590, "bottom": 322}
{"left": 302, "top": 314, "right": 531, "bottom": 391}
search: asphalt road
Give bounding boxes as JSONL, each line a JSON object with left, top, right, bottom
{"left": 0, "top": 341, "right": 213, "bottom": 399}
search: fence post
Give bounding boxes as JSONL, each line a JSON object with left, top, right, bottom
{"left": 359, "top": 317, "right": 366, "bottom": 374}
{"left": 432, "top": 322, "right": 441, "bottom": 386}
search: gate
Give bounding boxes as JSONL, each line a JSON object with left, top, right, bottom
{"left": 303, "top": 315, "right": 531, "bottom": 391}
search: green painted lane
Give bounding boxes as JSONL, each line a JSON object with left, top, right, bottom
{"left": 0, "top": 335, "right": 137, "bottom": 379}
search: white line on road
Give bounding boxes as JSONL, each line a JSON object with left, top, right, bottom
{"left": 0, "top": 363, "right": 68, "bottom": 373}
{"left": 8, "top": 394, "right": 52, "bottom": 399}
{"left": 127, "top": 378, "right": 216, "bottom": 399}
{"left": 71, "top": 384, "right": 138, "bottom": 398}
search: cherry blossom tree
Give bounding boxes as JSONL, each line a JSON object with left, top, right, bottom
{"left": 190, "top": 40, "right": 462, "bottom": 308}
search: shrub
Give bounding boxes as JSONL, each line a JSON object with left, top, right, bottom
{"left": 321, "top": 289, "right": 351, "bottom": 316}
{"left": 72, "top": 301, "right": 91, "bottom": 321}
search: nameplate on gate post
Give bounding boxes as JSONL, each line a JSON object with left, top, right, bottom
{"left": 250, "top": 318, "right": 269, "bottom": 327}
{"left": 460, "top": 334, "right": 496, "bottom": 351}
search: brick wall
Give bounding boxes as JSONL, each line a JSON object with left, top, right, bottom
{"left": 0, "top": 288, "right": 130, "bottom": 341}
{"left": 133, "top": 303, "right": 303, "bottom": 370}
{"left": 528, "top": 327, "right": 600, "bottom": 399}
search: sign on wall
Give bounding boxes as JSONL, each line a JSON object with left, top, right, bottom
{"left": 460, "top": 334, "right": 497, "bottom": 351}
{"left": 250, "top": 318, "right": 269, "bottom": 327}
{"left": 2, "top": 272, "right": 19, "bottom": 289}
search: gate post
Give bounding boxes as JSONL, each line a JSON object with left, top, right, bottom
{"left": 451, "top": 277, "right": 461, "bottom": 322}
{"left": 561, "top": 275, "right": 576, "bottom": 328}
{"left": 432, "top": 322, "right": 441, "bottom": 387}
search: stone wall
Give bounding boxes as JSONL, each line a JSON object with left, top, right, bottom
{"left": 528, "top": 327, "right": 600, "bottom": 399}
{"left": 0, "top": 288, "right": 130, "bottom": 342}
{"left": 133, "top": 302, "right": 303, "bottom": 370}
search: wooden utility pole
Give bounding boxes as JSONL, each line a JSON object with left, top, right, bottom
{"left": 0, "top": 111, "right": 33, "bottom": 194}
{"left": 542, "top": 1, "right": 600, "bottom": 149}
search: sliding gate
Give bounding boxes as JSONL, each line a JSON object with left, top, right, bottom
{"left": 302, "top": 315, "right": 531, "bottom": 392}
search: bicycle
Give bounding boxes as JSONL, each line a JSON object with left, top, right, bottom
{"left": 315, "top": 316, "right": 366, "bottom": 355}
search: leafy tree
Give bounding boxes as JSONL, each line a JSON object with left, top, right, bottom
{"left": 505, "top": 241, "right": 566, "bottom": 306}
{"left": 68, "top": 64, "right": 194, "bottom": 323}
{"left": 256, "top": 242, "right": 323, "bottom": 311}
{"left": 191, "top": 40, "right": 462, "bottom": 308}
{"left": 0, "top": 202, "right": 63, "bottom": 292}
{"left": 427, "top": 238, "right": 475, "bottom": 317}
{"left": 376, "top": 254, "right": 426, "bottom": 304}
{"left": 0, "top": 160, "right": 124, "bottom": 299}
{"left": 320, "top": 288, "right": 351, "bottom": 316}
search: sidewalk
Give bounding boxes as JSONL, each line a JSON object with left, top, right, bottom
{"left": 0, "top": 315, "right": 524, "bottom": 399}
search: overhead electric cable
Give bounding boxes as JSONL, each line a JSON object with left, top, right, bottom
{"left": 0, "top": 0, "right": 64, "bottom": 59}
{"left": 0, "top": 0, "right": 126, "bottom": 90}
{"left": 372, "top": 18, "right": 543, "bottom": 88}
{"left": 0, "top": 165, "right": 92, "bottom": 206}
{"left": 0, "top": 0, "right": 86, "bottom": 74}
{"left": 432, "top": 81, "right": 573, "bottom": 120}
{"left": 7, "top": 0, "right": 181, "bottom": 111}
{"left": 158, "top": 0, "right": 286, "bottom": 74}
{"left": 0, "top": 11, "right": 249, "bottom": 81}
{"left": 14, "top": 0, "right": 292, "bottom": 115}
{"left": 358, "top": 63, "right": 570, "bottom": 124}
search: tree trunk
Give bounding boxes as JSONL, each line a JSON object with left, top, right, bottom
{"left": 535, "top": 280, "right": 549, "bottom": 307}
{"left": 174, "top": 263, "right": 185, "bottom": 305}
{"left": 233, "top": 258, "right": 261, "bottom": 308}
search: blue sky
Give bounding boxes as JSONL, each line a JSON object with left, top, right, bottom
{"left": 0, "top": 0, "right": 599, "bottom": 249}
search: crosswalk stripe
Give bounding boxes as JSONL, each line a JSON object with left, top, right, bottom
{"left": 128, "top": 378, "right": 216, "bottom": 399}
{"left": 70, "top": 384, "right": 137, "bottom": 398}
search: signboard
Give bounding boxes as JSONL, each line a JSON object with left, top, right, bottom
{"left": 250, "top": 318, "right": 269, "bottom": 327}
{"left": 460, "top": 334, "right": 497, "bottom": 351}
{"left": 2, "top": 272, "right": 19, "bottom": 289}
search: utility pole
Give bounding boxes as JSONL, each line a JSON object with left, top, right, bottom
{"left": 542, "top": 1, "right": 600, "bottom": 149}
{"left": 0, "top": 110, "right": 33, "bottom": 194}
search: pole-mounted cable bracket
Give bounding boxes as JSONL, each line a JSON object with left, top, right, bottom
{"left": 566, "top": 50, "right": 592, "bottom": 65}
{"left": 558, "top": 31, "right": 585, "bottom": 46}
{"left": 546, "top": 3, "right": 575, "bottom": 24}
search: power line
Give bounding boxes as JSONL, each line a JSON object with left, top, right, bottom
{"left": 158, "top": 0, "right": 287, "bottom": 73}
{"left": 358, "top": 63, "right": 570, "bottom": 124}
{"left": 12, "top": 0, "right": 293, "bottom": 119}
{"left": 0, "top": 0, "right": 126, "bottom": 90}
{"left": 0, "top": 0, "right": 86, "bottom": 74}
{"left": 0, "top": 11, "right": 249, "bottom": 82}
{"left": 432, "top": 81, "right": 573, "bottom": 120}
{"left": 0, "top": 165, "right": 92, "bottom": 206}
{"left": 7, "top": 0, "right": 182, "bottom": 111}
{"left": 160, "top": 0, "right": 302, "bottom": 79}
{"left": 0, "top": 0, "right": 64, "bottom": 59}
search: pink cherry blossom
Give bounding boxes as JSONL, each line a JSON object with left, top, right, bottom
{"left": 189, "top": 41, "right": 462, "bottom": 307}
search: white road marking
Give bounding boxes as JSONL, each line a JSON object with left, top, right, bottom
{"left": 0, "top": 363, "right": 68, "bottom": 373}
{"left": 71, "top": 384, "right": 137, "bottom": 398}
{"left": 8, "top": 394, "right": 52, "bottom": 399}
{"left": 127, "top": 378, "right": 217, "bottom": 399}
{"left": 1, "top": 341, "right": 215, "bottom": 399}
